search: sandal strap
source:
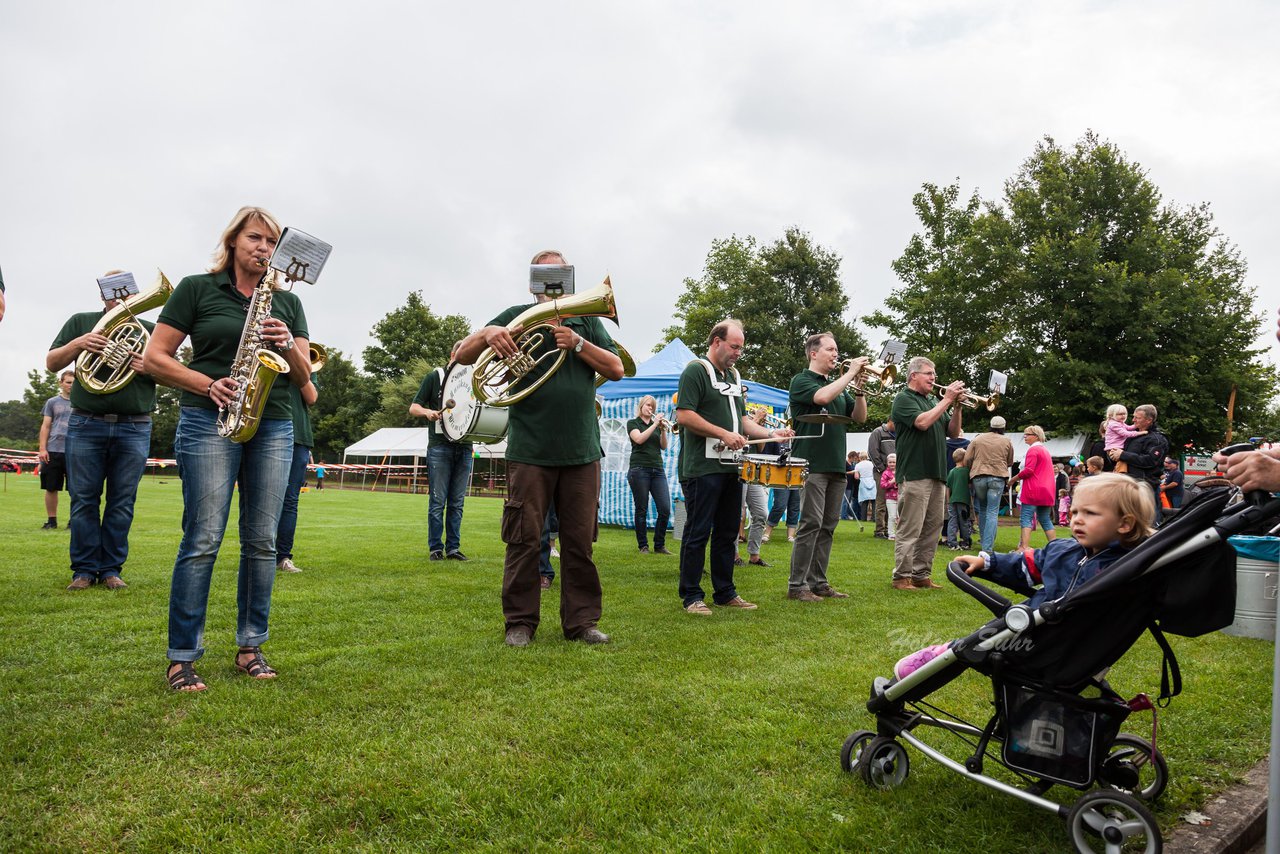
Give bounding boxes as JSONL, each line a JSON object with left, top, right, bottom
{"left": 237, "top": 648, "right": 277, "bottom": 678}
{"left": 167, "top": 662, "right": 205, "bottom": 691}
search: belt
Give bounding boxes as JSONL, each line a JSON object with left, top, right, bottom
{"left": 72, "top": 409, "right": 151, "bottom": 423}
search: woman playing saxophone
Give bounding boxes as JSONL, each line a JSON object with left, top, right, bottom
{"left": 143, "top": 206, "right": 313, "bottom": 693}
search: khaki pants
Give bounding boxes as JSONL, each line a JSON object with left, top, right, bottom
{"left": 892, "top": 478, "right": 947, "bottom": 581}
{"left": 788, "top": 472, "right": 843, "bottom": 593}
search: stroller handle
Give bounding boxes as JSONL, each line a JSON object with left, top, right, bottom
{"left": 946, "top": 561, "right": 1012, "bottom": 619}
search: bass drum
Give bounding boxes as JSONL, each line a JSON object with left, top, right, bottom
{"left": 441, "top": 362, "right": 509, "bottom": 444}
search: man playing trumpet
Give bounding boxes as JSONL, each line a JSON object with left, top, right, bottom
{"left": 785, "top": 335, "right": 868, "bottom": 602}
{"left": 455, "top": 249, "right": 623, "bottom": 647}
{"left": 46, "top": 274, "right": 160, "bottom": 590}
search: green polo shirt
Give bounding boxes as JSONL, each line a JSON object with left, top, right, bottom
{"left": 947, "top": 464, "right": 970, "bottom": 503}
{"left": 486, "top": 306, "right": 616, "bottom": 466}
{"left": 676, "top": 360, "right": 743, "bottom": 480}
{"left": 890, "top": 387, "right": 950, "bottom": 483}
{"left": 789, "top": 369, "right": 854, "bottom": 474}
{"left": 627, "top": 417, "right": 664, "bottom": 469}
{"left": 157, "top": 270, "right": 308, "bottom": 421}
{"left": 288, "top": 380, "right": 314, "bottom": 448}
{"left": 413, "top": 366, "right": 471, "bottom": 448}
{"left": 50, "top": 311, "right": 158, "bottom": 415}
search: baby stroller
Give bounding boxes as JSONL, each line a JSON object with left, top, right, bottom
{"left": 841, "top": 483, "right": 1278, "bottom": 852}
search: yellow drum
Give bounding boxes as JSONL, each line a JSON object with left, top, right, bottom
{"left": 739, "top": 453, "right": 808, "bottom": 488}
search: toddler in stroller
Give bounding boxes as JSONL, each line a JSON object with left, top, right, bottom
{"left": 841, "top": 472, "right": 1259, "bottom": 853}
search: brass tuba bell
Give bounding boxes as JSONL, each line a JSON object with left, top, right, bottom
{"left": 76, "top": 270, "right": 174, "bottom": 394}
{"left": 473, "top": 277, "right": 619, "bottom": 406}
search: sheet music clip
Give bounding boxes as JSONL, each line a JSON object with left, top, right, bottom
{"left": 268, "top": 227, "right": 332, "bottom": 287}
{"left": 96, "top": 271, "right": 139, "bottom": 303}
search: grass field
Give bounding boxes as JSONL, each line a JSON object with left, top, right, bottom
{"left": 0, "top": 471, "right": 1272, "bottom": 852}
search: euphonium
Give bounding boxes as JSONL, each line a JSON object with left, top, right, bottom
{"left": 75, "top": 270, "right": 173, "bottom": 394}
{"left": 473, "top": 277, "right": 618, "bottom": 406}
{"left": 217, "top": 264, "right": 291, "bottom": 442}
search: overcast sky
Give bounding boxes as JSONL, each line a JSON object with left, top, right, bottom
{"left": 2, "top": 1, "right": 1278, "bottom": 405}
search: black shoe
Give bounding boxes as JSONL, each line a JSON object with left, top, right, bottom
{"left": 654, "top": 546, "right": 674, "bottom": 555}
{"left": 42, "top": 520, "right": 57, "bottom": 530}
{"left": 505, "top": 626, "right": 532, "bottom": 647}
{"left": 576, "top": 628, "right": 611, "bottom": 645}
{"left": 429, "top": 550, "right": 445, "bottom": 561}
{"left": 446, "top": 551, "right": 469, "bottom": 562}
{"left": 733, "top": 556, "right": 745, "bottom": 566}
{"left": 638, "top": 545, "right": 650, "bottom": 554}
{"left": 748, "top": 557, "right": 771, "bottom": 567}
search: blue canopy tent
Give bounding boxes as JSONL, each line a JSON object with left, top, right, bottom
{"left": 595, "top": 338, "right": 790, "bottom": 528}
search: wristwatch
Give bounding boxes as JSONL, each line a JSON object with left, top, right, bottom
{"left": 281, "top": 337, "right": 295, "bottom": 352}
{"left": 573, "top": 333, "right": 584, "bottom": 354}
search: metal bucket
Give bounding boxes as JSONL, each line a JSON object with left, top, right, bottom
{"left": 1224, "top": 536, "right": 1279, "bottom": 641}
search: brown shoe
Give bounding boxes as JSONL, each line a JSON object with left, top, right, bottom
{"left": 102, "top": 576, "right": 128, "bottom": 590}
{"left": 505, "top": 626, "right": 532, "bottom": 647}
{"left": 540, "top": 576, "right": 552, "bottom": 590}
{"left": 891, "top": 579, "right": 919, "bottom": 591}
{"left": 720, "top": 596, "right": 758, "bottom": 610}
{"left": 913, "top": 578, "right": 943, "bottom": 589}
{"left": 787, "top": 588, "right": 823, "bottom": 603}
{"left": 66, "top": 576, "right": 92, "bottom": 591}
{"left": 813, "top": 585, "right": 849, "bottom": 599}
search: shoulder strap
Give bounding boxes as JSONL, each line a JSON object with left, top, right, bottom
{"left": 1148, "top": 624, "right": 1182, "bottom": 706}
{"left": 693, "top": 359, "right": 741, "bottom": 425}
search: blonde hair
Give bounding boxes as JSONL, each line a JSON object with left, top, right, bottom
{"left": 209, "top": 206, "right": 282, "bottom": 274}
{"left": 636, "top": 394, "right": 657, "bottom": 417}
{"left": 530, "top": 249, "right": 565, "bottom": 264}
{"left": 952, "top": 448, "right": 967, "bottom": 463}
{"left": 1106, "top": 404, "right": 1128, "bottom": 420}
{"left": 1023, "top": 425, "right": 1046, "bottom": 442}
{"left": 1072, "top": 473, "right": 1154, "bottom": 547}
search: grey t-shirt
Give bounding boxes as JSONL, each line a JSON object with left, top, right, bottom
{"left": 42, "top": 395, "right": 71, "bottom": 453}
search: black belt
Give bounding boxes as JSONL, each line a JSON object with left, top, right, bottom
{"left": 72, "top": 409, "right": 151, "bottom": 423}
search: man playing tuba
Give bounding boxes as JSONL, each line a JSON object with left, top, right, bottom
{"left": 455, "top": 249, "right": 623, "bottom": 647}
{"left": 46, "top": 272, "right": 162, "bottom": 590}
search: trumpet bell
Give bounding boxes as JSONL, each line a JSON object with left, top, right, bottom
{"left": 844, "top": 359, "right": 896, "bottom": 396}
{"left": 308, "top": 342, "right": 327, "bottom": 373}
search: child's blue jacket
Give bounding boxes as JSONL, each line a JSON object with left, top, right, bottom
{"left": 979, "top": 537, "right": 1133, "bottom": 609}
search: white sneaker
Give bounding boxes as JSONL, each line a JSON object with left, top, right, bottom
{"left": 550, "top": 547, "right": 560, "bottom": 558}
{"left": 277, "top": 558, "right": 302, "bottom": 573}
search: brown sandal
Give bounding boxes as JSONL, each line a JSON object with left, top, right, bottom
{"left": 235, "top": 647, "right": 277, "bottom": 679}
{"left": 167, "top": 661, "right": 207, "bottom": 693}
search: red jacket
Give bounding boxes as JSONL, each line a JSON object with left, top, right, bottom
{"left": 1014, "top": 442, "right": 1055, "bottom": 506}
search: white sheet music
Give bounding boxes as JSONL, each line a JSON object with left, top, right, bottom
{"left": 269, "top": 227, "right": 332, "bottom": 284}
{"left": 96, "top": 271, "right": 138, "bottom": 301}
{"left": 988, "top": 370, "right": 1008, "bottom": 394}
{"left": 879, "top": 340, "right": 908, "bottom": 365}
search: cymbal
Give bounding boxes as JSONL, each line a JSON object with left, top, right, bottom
{"left": 795, "top": 413, "right": 856, "bottom": 425}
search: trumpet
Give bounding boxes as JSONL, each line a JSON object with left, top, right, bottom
{"left": 308, "top": 341, "right": 327, "bottom": 373}
{"left": 931, "top": 382, "right": 1001, "bottom": 411}
{"left": 840, "top": 358, "right": 897, "bottom": 396}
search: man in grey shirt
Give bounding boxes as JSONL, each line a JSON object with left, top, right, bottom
{"left": 38, "top": 371, "right": 74, "bottom": 529}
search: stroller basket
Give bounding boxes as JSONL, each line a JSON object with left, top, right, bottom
{"left": 1001, "top": 684, "right": 1128, "bottom": 787}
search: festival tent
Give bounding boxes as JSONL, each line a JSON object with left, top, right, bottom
{"left": 594, "top": 338, "right": 791, "bottom": 528}
{"left": 341, "top": 427, "right": 507, "bottom": 490}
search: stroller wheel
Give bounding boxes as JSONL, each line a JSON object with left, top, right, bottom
{"left": 1067, "top": 790, "right": 1162, "bottom": 853}
{"left": 1101, "top": 734, "right": 1169, "bottom": 802}
{"left": 839, "top": 730, "right": 875, "bottom": 773}
{"left": 858, "top": 736, "right": 910, "bottom": 789}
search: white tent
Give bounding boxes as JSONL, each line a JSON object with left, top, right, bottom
{"left": 342, "top": 427, "right": 507, "bottom": 491}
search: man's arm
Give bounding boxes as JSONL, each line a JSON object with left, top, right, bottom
{"left": 912, "top": 382, "right": 964, "bottom": 432}
{"left": 38, "top": 415, "right": 52, "bottom": 462}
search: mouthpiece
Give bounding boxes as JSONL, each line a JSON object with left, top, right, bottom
{"left": 255, "top": 257, "right": 270, "bottom": 268}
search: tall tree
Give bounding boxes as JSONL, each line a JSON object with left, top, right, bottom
{"left": 868, "top": 132, "right": 1278, "bottom": 449}
{"left": 362, "top": 292, "right": 471, "bottom": 384}
{"left": 661, "top": 228, "right": 868, "bottom": 391}
{"left": 363, "top": 357, "right": 433, "bottom": 436}
{"left": 310, "top": 347, "right": 381, "bottom": 462}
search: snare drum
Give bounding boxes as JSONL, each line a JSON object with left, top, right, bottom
{"left": 739, "top": 453, "right": 808, "bottom": 488}
{"left": 441, "top": 363, "right": 510, "bottom": 444}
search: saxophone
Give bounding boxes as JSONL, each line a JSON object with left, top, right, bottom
{"left": 217, "top": 263, "right": 291, "bottom": 443}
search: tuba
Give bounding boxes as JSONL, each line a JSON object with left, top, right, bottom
{"left": 217, "top": 264, "right": 291, "bottom": 442}
{"left": 472, "top": 277, "right": 618, "bottom": 406}
{"left": 75, "top": 271, "right": 173, "bottom": 394}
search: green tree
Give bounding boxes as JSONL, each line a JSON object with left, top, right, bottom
{"left": 362, "top": 292, "right": 471, "bottom": 384}
{"left": 661, "top": 228, "right": 868, "bottom": 391}
{"left": 868, "top": 132, "right": 1278, "bottom": 449}
{"left": 363, "top": 358, "right": 433, "bottom": 436}
{"left": 310, "top": 347, "right": 381, "bottom": 463}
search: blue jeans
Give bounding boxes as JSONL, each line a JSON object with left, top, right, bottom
{"left": 767, "top": 486, "right": 801, "bottom": 527}
{"left": 65, "top": 414, "right": 151, "bottom": 580}
{"left": 1020, "top": 503, "right": 1055, "bottom": 534}
{"left": 841, "top": 486, "right": 858, "bottom": 519}
{"left": 678, "top": 473, "right": 742, "bottom": 606}
{"left": 275, "top": 443, "right": 312, "bottom": 561}
{"left": 946, "top": 502, "right": 972, "bottom": 548}
{"left": 970, "top": 475, "right": 1006, "bottom": 552}
{"left": 627, "top": 466, "right": 671, "bottom": 549}
{"left": 428, "top": 442, "right": 473, "bottom": 554}
{"left": 168, "top": 407, "right": 292, "bottom": 662}
{"left": 539, "top": 502, "right": 559, "bottom": 580}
